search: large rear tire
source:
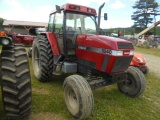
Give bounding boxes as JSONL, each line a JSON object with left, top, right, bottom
{"left": 32, "top": 36, "right": 54, "bottom": 82}
{"left": 1, "top": 44, "right": 32, "bottom": 119}
{"left": 63, "top": 75, "right": 94, "bottom": 120}
{"left": 117, "top": 66, "right": 146, "bottom": 98}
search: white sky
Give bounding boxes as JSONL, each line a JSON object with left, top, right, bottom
{"left": 0, "top": 0, "right": 160, "bottom": 28}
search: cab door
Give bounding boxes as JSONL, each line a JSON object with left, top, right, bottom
{"left": 48, "top": 12, "right": 64, "bottom": 54}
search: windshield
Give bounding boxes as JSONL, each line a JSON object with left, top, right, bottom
{"left": 66, "top": 13, "right": 97, "bottom": 34}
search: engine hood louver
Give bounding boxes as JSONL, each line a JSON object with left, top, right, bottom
{"left": 117, "top": 42, "right": 133, "bottom": 49}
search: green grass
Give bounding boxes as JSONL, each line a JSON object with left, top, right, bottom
{"left": 0, "top": 47, "right": 160, "bottom": 120}
{"left": 134, "top": 46, "right": 160, "bottom": 57}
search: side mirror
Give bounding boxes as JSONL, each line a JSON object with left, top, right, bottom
{"left": 56, "top": 5, "right": 61, "bottom": 13}
{"left": 104, "top": 13, "right": 107, "bottom": 20}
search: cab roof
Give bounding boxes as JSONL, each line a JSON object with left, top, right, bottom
{"left": 50, "top": 3, "right": 97, "bottom": 15}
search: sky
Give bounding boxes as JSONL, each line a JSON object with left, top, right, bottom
{"left": 0, "top": 0, "right": 160, "bottom": 28}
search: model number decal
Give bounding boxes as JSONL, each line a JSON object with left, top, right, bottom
{"left": 77, "top": 45, "right": 113, "bottom": 55}
{"left": 102, "top": 49, "right": 112, "bottom": 54}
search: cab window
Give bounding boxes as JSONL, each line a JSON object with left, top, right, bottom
{"left": 48, "top": 14, "right": 54, "bottom": 32}
{"left": 54, "top": 12, "right": 64, "bottom": 33}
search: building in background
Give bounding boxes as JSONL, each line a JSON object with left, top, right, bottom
{"left": 3, "top": 20, "right": 47, "bottom": 35}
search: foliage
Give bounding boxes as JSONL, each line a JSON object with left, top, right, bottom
{"left": 101, "top": 26, "right": 160, "bottom": 36}
{"left": 131, "top": 0, "right": 159, "bottom": 33}
{"left": 0, "top": 18, "right": 4, "bottom": 30}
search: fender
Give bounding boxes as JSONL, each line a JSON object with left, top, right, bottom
{"left": 40, "top": 32, "right": 60, "bottom": 55}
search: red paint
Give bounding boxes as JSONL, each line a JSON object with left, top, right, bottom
{"left": 13, "top": 34, "right": 36, "bottom": 45}
{"left": 76, "top": 34, "right": 134, "bottom": 74}
{"left": 51, "top": 3, "right": 97, "bottom": 15}
{"left": 130, "top": 53, "right": 146, "bottom": 67}
{"left": 42, "top": 32, "right": 60, "bottom": 55}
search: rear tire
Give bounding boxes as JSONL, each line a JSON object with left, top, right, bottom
{"left": 1, "top": 44, "right": 32, "bottom": 119}
{"left": 63, "top": 75, "right": 94, "bottom": 120}
{"left": 32, "top": 36, "right": 54, "bottom": 82}
{"left": 117, "top": 66, "right": 146, "bottom": 98}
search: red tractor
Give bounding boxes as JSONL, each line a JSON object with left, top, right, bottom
{"left": 0, "top": 31, "right": 36, "bottom": 46}
{"left": 31, "top": 3, "right": 146, "bottom": 119}
{"left": 12, "top": 34, "right": 36, "bottom": 45}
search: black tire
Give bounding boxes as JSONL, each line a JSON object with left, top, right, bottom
{"left": 63, "top": 75, "right": 94, "bottom": 120}
{"left": 1, "top": 44, "right": 32, "bottom": 119}
{"left": 32, "top": 36, "right": 54, "bottom": 82}
{"left": 143, "top": 66, "right": 149, "bottom": 74}
{"left": 117, "top": 66, "right": 146, "bottom": 98}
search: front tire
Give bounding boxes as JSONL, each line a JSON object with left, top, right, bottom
{"left": 32, "top": 36, "right": 54, "bottom": 82}
{"left": 63, "top": 75, "right": 94, "bottom": 120}
{"left": 117, "top": 66, "right": 146, "bottom": 98}
{"left": 1, "top": 44, "right": 32, "bottom": 119}
{"left": 143, "top": 66, "right": 149, "bottom": 74}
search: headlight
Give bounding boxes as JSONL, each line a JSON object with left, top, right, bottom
{"left": 112, "top": 50, "right": 123, "bottom": 56}
{"left": 137, "top": 58, "right": 143, "bottom": 63}
{"left": 129, "top": 50, "right": 134, "bottom": 55}
{"left": 2, "top": 39, "right": 10, "bottom": 45}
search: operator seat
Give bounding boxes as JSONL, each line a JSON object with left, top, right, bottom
{"left": 67, "top": 30, "right": 80, "bottom": 55}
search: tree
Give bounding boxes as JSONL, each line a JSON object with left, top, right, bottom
{"left": 0, "top": 17, "right": 4, "bottom": 30}
{"left": 131, "top": 0, "right": 159, "bottom": 32}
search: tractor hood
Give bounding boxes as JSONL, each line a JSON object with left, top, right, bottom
{"left": 75, "top": 34, "right": 134, "bottom": 74}
{"left": 76, "top": 34, "right": 133, "bottom": 50}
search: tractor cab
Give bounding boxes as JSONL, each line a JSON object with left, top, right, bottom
{"left": 48, "top": 4, "right": 98, "bottom": 57}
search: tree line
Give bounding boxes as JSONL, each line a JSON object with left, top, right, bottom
{"left": 131, "top": 0, "right": 160, "bottom": 34}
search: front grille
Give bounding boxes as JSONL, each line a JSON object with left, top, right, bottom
{"left": 118, "top": 42, "right": 133, "bottom": 49}
{"left": 112, "top": 56, "right": 132, "bottom": 73}
{"left": 77, "top": 58, "right": 96, "bottom": 69}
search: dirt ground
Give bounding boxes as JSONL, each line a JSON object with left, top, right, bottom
{"left": 136, "top": 52, "right": 160, "bottom": 76}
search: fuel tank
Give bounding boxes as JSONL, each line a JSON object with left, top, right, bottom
{"left": 76, "top": 34, "right": 134, "bottom": 74}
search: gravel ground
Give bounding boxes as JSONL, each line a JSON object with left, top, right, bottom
{"left": 136, "top": 52, "right": 160, "bottom": 74}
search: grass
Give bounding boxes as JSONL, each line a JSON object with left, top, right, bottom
{"left": 0, "top": 47, "right": 160, "bottom": 120}
{"left": 134, "top": 46, "right": 160, "bottom": 57}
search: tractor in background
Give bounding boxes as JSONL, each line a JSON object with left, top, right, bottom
{"left": 130, "top": 53, "right": 149, "bottom": 74}
{"left": 0, "top": 31, "right": 32, "bottom": 119}
{"left": 12, "top": 33, "right": 36, "bottom": 45}
{"left": 31, "top": 3, "right": 146, "bottom": 119}
{"left": 1, "top": 29, "right": 37, "bottom": 46}
{"left": 136, "top": 20, "right": 160, "bottom": 48}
